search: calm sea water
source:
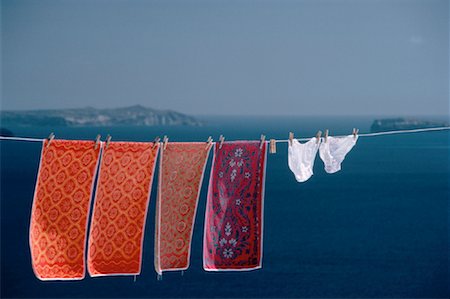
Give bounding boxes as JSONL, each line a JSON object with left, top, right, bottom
{"left": 1, "top": 116, "right": 448, "bottom": 298}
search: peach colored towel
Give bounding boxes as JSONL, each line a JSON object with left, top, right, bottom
{"left": 154, "top": 142, "right": 211, "bottom": 275}
{"left": 29, "top": 139, "right": 101, "bottom": 280}
{"left": 88, "top": 142, "right": 159, "bottom": 276}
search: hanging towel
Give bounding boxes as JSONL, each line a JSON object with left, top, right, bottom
{"left": 29, "top": 139, "right": 101, "bottom": 280}
{"left": 319, "top": 135, "right": 358, "bottom": 174}
{"left": 203, "top": 141, "right": 267, "bottom": 271}
{"left": 87, "top": 142, "right": 159, "bottom": 276}
{"left": 288, "top": 138, "right": 320, "bottom": 182}
{"left": 154, "top": 143, "right": 211, "bottom": 275}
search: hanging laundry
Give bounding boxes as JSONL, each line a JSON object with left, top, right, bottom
{"left": 288, "top": 138, "right": 320, "bottom": 182}
{"left": 154, "top": 142, "right": 211, "bottom": 275}
{"left": 319, "top": 135, "right": 358, "bottom": 174}
{"left": 29, "top": 139, "right": 101, "bottom": 280}
{"left": 87, "top": 142, "right": 159, "bottom": 276}
{"left": 203, "top": 141, "right": 267, "bottom": 271}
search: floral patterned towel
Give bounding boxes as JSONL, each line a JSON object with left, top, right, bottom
{"left": 87, "top": 142, "right": 159, "bottom": 276}
{"left": 29, "top": 139, "right": 101, "bottom": 280}
{"left": 154, "top": 143, "right": 211, "bottom": 275}
{"left": 203, "top": 141, "right": 267, "bottom": 271}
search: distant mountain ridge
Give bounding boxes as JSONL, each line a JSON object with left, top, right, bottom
{"left": 0, "top": 105, "right": 203, "bottom": 126}
{"left": 370, "top": 118, "right": 448, "bottom": 132}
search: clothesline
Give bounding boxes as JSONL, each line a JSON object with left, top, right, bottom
{"left": 275, "top": 126, "right": 450, "bottom": 142}
{"left": 0, "top": 126, "right": 449, "bottom": 144}
{"left": 12, "top": 125, "right": 449, "bottom": 280}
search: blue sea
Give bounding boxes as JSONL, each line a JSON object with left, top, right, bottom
{"left": 1, "top": 116, "right": 448, "bottom": 298}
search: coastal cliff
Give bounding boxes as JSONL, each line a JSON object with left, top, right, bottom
{"left": 0, "top": 105, "right": 202, "bottom": 127}
{"left": 371, "top": 118, "right": 448, "bottom": 132}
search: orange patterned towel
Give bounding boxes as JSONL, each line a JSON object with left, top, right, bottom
{"left": 87, "top": 142, "right": 159, "bottom": 276}
{"left": 29, "top": 139, "right": 101, "bottom": 280}
{"left": 154, "top": 142, "right": 211, "bottom": 275}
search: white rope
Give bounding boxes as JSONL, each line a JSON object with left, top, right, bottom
{"left": 275, "top": 126, "right": 450, "bottom": 143}
{"left": 0, "top": 126, "right": 449, "bottom": 144}
{"left": 357, "top": 126, "right": 450, "bottom": 137}
{"left": 0, "top": 136, "right": 44, "bottom": 142}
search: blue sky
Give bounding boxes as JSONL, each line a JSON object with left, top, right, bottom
{"left": 2, "top": 0, "right": 449, "bottom": 115}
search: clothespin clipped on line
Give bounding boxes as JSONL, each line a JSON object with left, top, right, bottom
{"left": 94, "top": 134, "right": 101, "bottom": 149}
{"left": 316, "top": 130, "right": 322, "bottom": 144}
{"left": 219, "top": 135, "right": 225, "bottom": 149}
{"left": 324, "top": 129, "right": 329, "bottom": 143}
{"left": 260, "top": 134, "right": 265, "bottom": 149}
{"left": 46, "top": 132, "right": 55, "bottom": 147}
{"left": 352, "top": 128, "right": 359, "bottom": 139}
{"left": 289, "top": 132, "right": 294, "bottom": 146}
{"left": 269, "top": 139, "right": 276, "bottom": 154}
{"left": 205, "top": 136, "right": 213, "bottom": 150}
{"left": 153, "top": 136, "right": 160, "bottom": 149}
{"left": 105, "top": 134, "right": 112, "bottom": 149}
{"left": 162, "top": 136, "right": 168, "bottom": 150}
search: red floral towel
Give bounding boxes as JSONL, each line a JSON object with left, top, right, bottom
{"left": 155, "top": 143, "right": 211, "bottom": 275}
{"left": 203, "top": 141, "right": 267, "bottom": 271}
{"left": 29, "top": 139, "right": 101, "bottom": 280}
{"left": 87, "top": 142, "right": 159, "bottom": 276}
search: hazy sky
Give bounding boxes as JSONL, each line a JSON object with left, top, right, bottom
{"left": 2, "top": 0, "right": 449, "bottom": 115}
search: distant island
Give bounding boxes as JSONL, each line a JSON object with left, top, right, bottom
{"left": 0, "top": 105, "right": 203, "bottom": 127}
{"left": 371, "top": 118, "right": 449, "bottom": 132}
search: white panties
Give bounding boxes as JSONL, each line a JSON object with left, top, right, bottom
{"left": 288, "top": 137, "right": 320, "bottom": 182}
{"left": 319, "top": 135, "right": 358, "bottom": 174}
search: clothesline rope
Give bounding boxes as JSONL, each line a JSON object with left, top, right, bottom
{"left": 0, "top": 136, "right": 44, "bottom": 142}
{"left": 0, "top": 126, "right": 449, "bottom": 144}
{"left": 276, "top": 126, "right": 450, "bottom": 142}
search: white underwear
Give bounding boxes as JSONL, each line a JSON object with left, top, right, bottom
{"left": 288, "top": 137, "right": 320, "bottom": 182}
{"left": 319, "top": 135, "right": 358, "bottom": 174}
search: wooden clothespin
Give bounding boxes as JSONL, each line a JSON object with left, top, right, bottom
{"left": 46, "top": 132, "right": 55, "bottom": 147}
{"left": 218, "top": 135, "right": 225, "bottom": 149}
{"left": 205, "top": 136, "right": 213, "bottom": 150}
{"left": 162, "top": 136, "right": 168, "bottom": 150}
{"left": 260, "top": 134, "right": 266, "bottom": 149}
{"left": 289, "top": 132, "right": 294, "bottom": 146}
{"left": 94, "top": 134, "right": 101, "bottom": 149}
{"left": 105, "top": 134, "right": 112, "bottom": 149}
{"left": 153, "top": 137, "right": 160, "bottom": 149}
{"left": 269, "top": 139, "right": 276, "bottom": 154}
{"left": 324, "top": 129, "right": 329, "bottom": 143}
{"left": 316, "top": 130, "right": 322, "bottom": 144}
{"left": 352, "top": 128, "right": 359, "bottom": 139}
